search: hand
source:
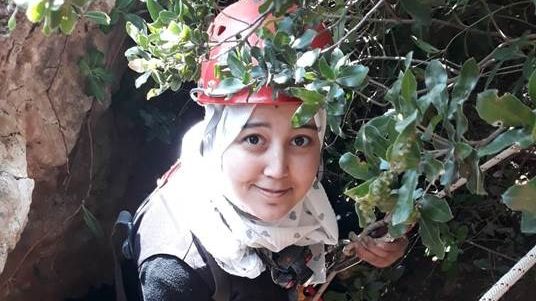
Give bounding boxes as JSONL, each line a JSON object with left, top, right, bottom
{"left": 344, "top": 235, "right": 408, "bottom": 268}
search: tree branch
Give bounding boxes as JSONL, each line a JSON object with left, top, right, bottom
{"left": 321, "top": 0, "right": 385, "bottom": 54}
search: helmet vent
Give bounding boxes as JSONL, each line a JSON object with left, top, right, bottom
{"left": 217, "top": 26, "right": 226, "bottom": 36}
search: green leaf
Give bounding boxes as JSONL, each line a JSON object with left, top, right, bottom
{"left": 419, "top": 217, "right": 445, "bottom": 259}
{"left": 421, "top": 154, "right": 443, "bottom": 182}
{"left": 529, "top": 69, "right": 536, "bottom": 104}
{"left": 72, "top": 0, "right": 89, "bottom": 7}
{"left": 296, "top": 49, "right": 320, "bottom": 68}
{"left": 502, "top": 176, "right": 536, "bottom": 214}
{"left": 345, "top": 179, "right": 374, "bottom": 200}
{"left": 135, "top": 72, "right": 152, "bottom": 88}
{"left": 327, "top": 114, "right": 343, "bottom": 136}
{"left": 455, "top": 106, "right": 469, "bottom": 138}
{"left": 401, "top": 0, "right": 432, "bottom": 24}
{"left": 460, "top": 151, "right": 486, "bottom": 195}
{"left": 8, "top": 8, "right": 17, "bottom": 32}
{"left": 411, "top": 36, "right": 440, "bottom": 54}
{"left": 274, "top": 31, "right": 291, "bottom": 49}
{"left": 292, "top": 103, "right": 320, "bottom": 127}
{"left": 478, "top": 129, "right": 530, "bottom": 157}
{"left": 59, "top": 6, "right": 77, "bottom": 35}
{"left": 392, "top": 170, "right": 418, "bottom": 225}
{"left": 355, "top": 124, "right": 391, "bottom": 165}
{"left": 390, "top": 111, "right": 420, "bottom": 172}
{"left": 258, "top": 0, "right": 273, "bottom": 14}
{"left": 124, "top": 13, "right": 146, "bottom": 32}
{"left": 147, "top": 86, "right": 166, "bottom": 99}
{"left": 147, "top": 0, "right": 165, "bottom": 22}
{"left": 128, "top": 58, "right": 150, "bottom": 73}
{"left": 355, "top": 201, "right": 377, "bottom": 229}
{"left": 400, "top": 69, "right": 417, "bottom": 116}
{"left": 339, "top": 153, "right": 373, "bottom": 180}
{"left": 422, "top": 114, "right": 442, "bottom": 141}
{"left": 26, "top": 0, "right": 46, "bottom": 23}
{"left": 521, "top": 212, "right": 536, "bottom": 233}
{"left": 117, "top": 0, "right": 135, "bottom": 9}
{"left": 493, "top": 45, "right": 525, "bottom": 61}
{"left": 81, "top": 205, "right": 104, "bottom": 239}
{"left": 425, "top": 60, "right": 447, "bottom": 88}
{"left": 389, "top": 222, "right": 410, "bottom": 239}
{"left": 227, "top": 51, "right": 246, "bottom": 79}
{"left": 87, "top": 77, "right": 105, "bottom": 101}
{"left": 210, "top": 78, "right": 246, "bottom": 95}
{"left": 336, "top": 65, "right": 368, "bottom": 88}
{"left": 85, "top": 11, "right": 111, "bottom": 25}
{"left": 291, "top": 29, "right": 317, "bottom": 49}
{"left": 331, "top": 48, "right": 346, "bottom": 71}
{"left": 422, "top": 60, "right": 448, "bottom": 114}
{"left": 419, "top": 195, "right": 453, "bottom": 223}
{"left": 448, "top": 58, "right": 479, "bottom": 117}
{"left": 288, "top": 87, "right": 323, "bottom": 105}
{"left": 318, "top": 56, "right": 336, "bottom": 80}
{"left": 476, "top": 90, "right": 535, "bottom": 128}
{"left": 273, "top": 69, "right": 291, "bottom": 85}
{"left": 440, "top": 154, "right": 456, "bottom": 187}
{"left": 454, "top": 142, "right": 473, "bottom": 160}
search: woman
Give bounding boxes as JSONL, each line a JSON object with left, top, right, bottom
{"left": 132, "top": 1, "right": 407, "bottom": 300}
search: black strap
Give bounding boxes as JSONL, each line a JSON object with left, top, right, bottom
{"left": 110, "top": 160, "right": 183, "bottom": 301}
{"left": 191, "top": 234, "right": 231, "bottom": 301}
{"left": 111, "top": 210, "right": 134, "bottom": 301}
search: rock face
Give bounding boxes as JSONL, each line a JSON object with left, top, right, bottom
{"left": 0, "top": 1, "right": 132, "bottom": 300}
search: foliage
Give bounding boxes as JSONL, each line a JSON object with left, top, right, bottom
{"left": 79, "top": 48, "right": 115, "bottom": 101}
{"left": 123, "top": 0, "right": 212, "bottom": 99}
{"left": 9, "top": 0, "right": 114, "bottom": 35}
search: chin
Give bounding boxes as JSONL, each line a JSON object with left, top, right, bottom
{"left": 250, "top": 204, "right": 294, "bottom": 222}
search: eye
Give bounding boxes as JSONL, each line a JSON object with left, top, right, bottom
{"left": 244, "top": 134, "right": 262, "bottom": 145}
{"left": 291, "top": 136, "right": 311, "bottom": 147}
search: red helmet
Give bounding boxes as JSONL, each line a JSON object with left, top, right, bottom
{"left": 195, "top": 0, "right": 332, "bottom": 105}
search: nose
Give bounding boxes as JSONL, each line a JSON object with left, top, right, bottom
{"left": 263, "top": 144, "right": 289, "bottom": 179}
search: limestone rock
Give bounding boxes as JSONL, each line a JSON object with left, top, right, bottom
{"left": 0, "top": 172, "right": 34, "bottom": 275}
{"left": 0, "top": 0, "right": 130, "bottom": 299}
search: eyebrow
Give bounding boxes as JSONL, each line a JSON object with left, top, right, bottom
{"left": 242, "top": 121, "right": 319, "bottom": 131}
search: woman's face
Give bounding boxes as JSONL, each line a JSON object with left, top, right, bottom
{"left": 221, "top": 104, "right": 321, "bottom": 222}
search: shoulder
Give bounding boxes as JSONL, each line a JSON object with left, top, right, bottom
{"left": 132, "top": 183, "right": 205, "bottom": 268}
{"left": 139, "top": 255, "right": 212, "bottom": 301}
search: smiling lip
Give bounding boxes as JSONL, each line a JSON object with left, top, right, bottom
{"left": 254, "top": 185, "right": 292, "bottom": 198}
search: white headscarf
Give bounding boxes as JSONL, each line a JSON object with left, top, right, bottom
{"left": 161, "top": 104, "right": 338, "bottom": 284}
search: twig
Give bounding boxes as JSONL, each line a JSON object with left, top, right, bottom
{"left": 466, "top": 240, "right": 517, "bottom": 262}
{"left": 366, "top": 18, "right": 502, "bottom": 37}
{"left": 417, "top": 125, "right": 451, "bottom": 147}
{"left": 209, "top": 7, "right": 272, "bottom": 59}
{"left": 357, "top": 91, "right": 389, "bottom": 107}
{"left": 367, "top": 78, "right": 389, "bottom": 91}
{"left": 468, "top": 127, "right": 504, "bottom": 147}
{"left": 355, "top": 56, "right": 460, "bottom": 74}
{"left": 321, "top": 0, "right": 385, "bottom": 54}
{"left": 478, "top": 0, "right": 509, "bottom": 41}
{"left": 444, "top": 1, "right": 533, "bottom": 58}
{"left": 478, "top": 34, "right": 536, "bottom": 70}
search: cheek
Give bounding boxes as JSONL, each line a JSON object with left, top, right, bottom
{"left": 292, "top": 149, "right": 321, "bottom": 190}
{"left": 221, "top": 147, "right": 259, "bottom": 188}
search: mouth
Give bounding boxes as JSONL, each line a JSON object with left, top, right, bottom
{"left": 254, "top": 185, "right": 292, "bottom": 199}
